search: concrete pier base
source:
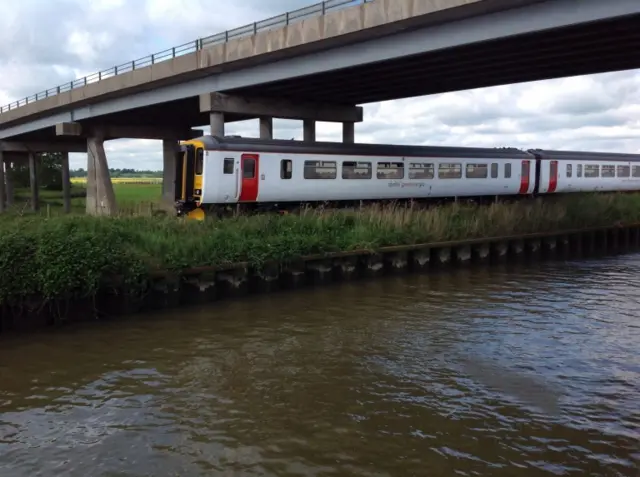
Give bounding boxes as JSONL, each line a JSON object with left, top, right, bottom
{"left": 28, "top": 153, "right": 39, "bottom": 212}
{"left": 0, "top": 152, "right": 5, "bottom": 213}
{"left": 61, "top": 152, "right": 71, "bottom": 213}
{"left": 86, "top": 136, "right": 117, "bottom": 216}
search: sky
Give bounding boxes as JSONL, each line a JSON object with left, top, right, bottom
{"left": 0, "top": 0, "right": 638, "bottom": 171}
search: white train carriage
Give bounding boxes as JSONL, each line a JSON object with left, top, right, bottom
{"left": 528, "top": 149, "right": 640, "bottom": 194}
{"left": 174, "top": 136, "right": 537, "bottom": 217}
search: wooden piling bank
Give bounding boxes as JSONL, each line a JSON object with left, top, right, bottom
{"left": 2, "top": 222, "right": 640, "bottom": 334}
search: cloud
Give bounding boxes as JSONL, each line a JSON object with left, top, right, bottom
{"left": 0, "top": 0, "right": 638, "bottom": 171}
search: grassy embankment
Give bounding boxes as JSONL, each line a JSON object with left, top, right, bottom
{"left": 11, "top": 178, "right": 162, "bottom": 216}
{"left": 0, "top": 191, "right": 639, "bottom": 308}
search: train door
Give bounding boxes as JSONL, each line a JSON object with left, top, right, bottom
{"left": 519, "top": 160, "right": 531, "bottom": 194}
{"left": 239, "top": 153, "right": 259, "bottom": 202}
{"left": 548, "top": 160, "right": 558, "bottom": 193}
{"left": 175, "top": 144, "right": 197, "bottom": 202}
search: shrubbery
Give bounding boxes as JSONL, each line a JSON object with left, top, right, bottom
{"left": 0, "top": 192, "right": 638, "bottom": 306}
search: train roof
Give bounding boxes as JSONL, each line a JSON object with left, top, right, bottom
{"left": 194, "top": 135, "right": 533, "bottom": 159}
{"left": 528, "top": 149, "right": 640, "bottom": 162}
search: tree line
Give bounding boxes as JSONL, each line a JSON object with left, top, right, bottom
{"left": 7, "top": 153, "right": 162, "bottom": 191}
{"left": 70, "top": 168, "right": 162, "bottom": 178}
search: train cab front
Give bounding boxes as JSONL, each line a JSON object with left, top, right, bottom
{"left": 174, "top": 140, "right": 206, "bottom": 221}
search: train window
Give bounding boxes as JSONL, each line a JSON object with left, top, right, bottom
{"left": 377, "top": 162, "right": 404, "bottom": 179}
{"left": 491, "top": 163, "right": 498, "bottom": 178}
{"left": 577, "top": 164, "right": 582, "bottom": 177}
{"left": 439, "top": 163, "right": 462, "bottom": 179}
{"left": 584, "top": 164, "right": 599, "bottom": 178}
{"left": 409, "top": 163, "right": 434, "bottom": 179}
{"left": 617, "top": 165, "right": 630, "bottom": 177}
{"left": 601, "top": 165, "right": 615, "bottom": 178}
{"left": 633, "top": 166, "right": 640, "bottom": 177}
{"left": 342, "top": 161, "right": 372, "bottom": 179}
{"left": 195, "top": 149, "right": 204, "bottom": 175}
{"left": 466, "top": 163, "right": 488, "bottom": 178}
{"left": 281, "top": 159, "right": 292, "bottom": 179}
{"left": 566, "top": 164, "right": 572, "bottom": 178}
{"left": 223, "top": 158, "right": 234, "bottom": 174}
{"left": 243, "top": 158, "right": 256, "bottom": 179}
{"left": 504, "top": 163, "right": 511, "bottom": 178}
{"left": 304, "top": 160, "right": 337, "bottom": 179}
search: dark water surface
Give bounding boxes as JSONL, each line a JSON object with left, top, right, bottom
{"left": 1, "top": 256, "right": 639, "bottom": 476}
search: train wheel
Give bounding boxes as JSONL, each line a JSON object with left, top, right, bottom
{"left": 187, "top": 207, "right": 206, "bottom": 221}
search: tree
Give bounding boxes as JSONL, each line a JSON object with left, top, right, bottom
{"left": 10, "top": 152, "right": 65, "bottom": 190}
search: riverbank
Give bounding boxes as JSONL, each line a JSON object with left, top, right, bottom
{"left": 1, "top": 192, "right": 640, "bottom": 332}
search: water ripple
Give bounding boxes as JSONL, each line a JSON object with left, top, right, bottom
{"left": 0, "top": 255, "right": 639, "bottom": 476}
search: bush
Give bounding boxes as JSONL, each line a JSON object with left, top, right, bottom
{"left": 0, "top": 192, "right": 638, "bottom": 307}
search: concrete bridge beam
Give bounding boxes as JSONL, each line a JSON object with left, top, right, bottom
{"left": 200, "top": 92, "right": 363, "bottom": 123}
{"left": 201, "top": 92, "right": 362, "bottom": 142}
{"left": 55, "top": 122, "right": 203, "bottom": 141}
{"left": 0, "top": 140, "right": 87, "bottom": 153}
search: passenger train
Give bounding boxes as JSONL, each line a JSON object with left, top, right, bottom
{"left": 174, "top": 135, "right": 640, "bottom": 219}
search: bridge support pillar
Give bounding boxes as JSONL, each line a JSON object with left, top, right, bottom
{"left": 4, "top": 159, "right": 13, "bottom": 208}
{"left": 342, "top": 122, "right": 355, "bottom": 143}
{"left": 303, "top": 119, "right": 316, "bottom": 142}
{"left": 28, "top": 153, "right": 39, "bottom": 212}
{"left": 0, "top": 152, "right": 5, "bottom": 213}
{"left": 210, "top": 112, "right": 225, "bottom": 137}
{"left": 86, "top": 136, "right": 117, "bottom": 216}
{"left": 259, "top": 117, "right": 273, "bottom": 140}
{"left": 162, "top": 139, "right": 179, "bottom": 210}
{"left": 61, "top": 152, "right": 71, "bottom": 214}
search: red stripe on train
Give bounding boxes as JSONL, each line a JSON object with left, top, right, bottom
{"left": 519, "top": 160, "right": 530, "bottom": 194}
{"left": 548, "top": 160, "right": 558, "bottom": 193}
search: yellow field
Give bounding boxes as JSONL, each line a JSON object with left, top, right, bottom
{"left": 70, "top": 177, "right": 162, "bottom": 185}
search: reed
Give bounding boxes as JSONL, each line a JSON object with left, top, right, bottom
{"left": 0, "top": 192, "right": 638, "bottom": 306}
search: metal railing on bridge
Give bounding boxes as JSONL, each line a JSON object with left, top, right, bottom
{"left": 0, "top": 0, "right": 371, "bottom": 114}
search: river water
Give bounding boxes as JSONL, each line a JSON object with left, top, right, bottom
{"left": 1, "top": 255, "right": 639, "bottom": 476}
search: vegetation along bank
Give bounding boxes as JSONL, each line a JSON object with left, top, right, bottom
{"left": 1, "top": 192, "right": 639, "bottom": 327}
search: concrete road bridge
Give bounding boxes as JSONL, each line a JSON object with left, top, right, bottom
{"left": 0, "top": 0, "right": 638, "bottom": 215}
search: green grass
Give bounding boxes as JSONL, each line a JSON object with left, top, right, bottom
{"left": 10, "top": 182, "right": 163, "bottom": 216}
{"left": 0, "top": 192, "right": 639, "bottom": 307}
{"left": 112, "top": 183, "right": 162, "bottom": 203}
